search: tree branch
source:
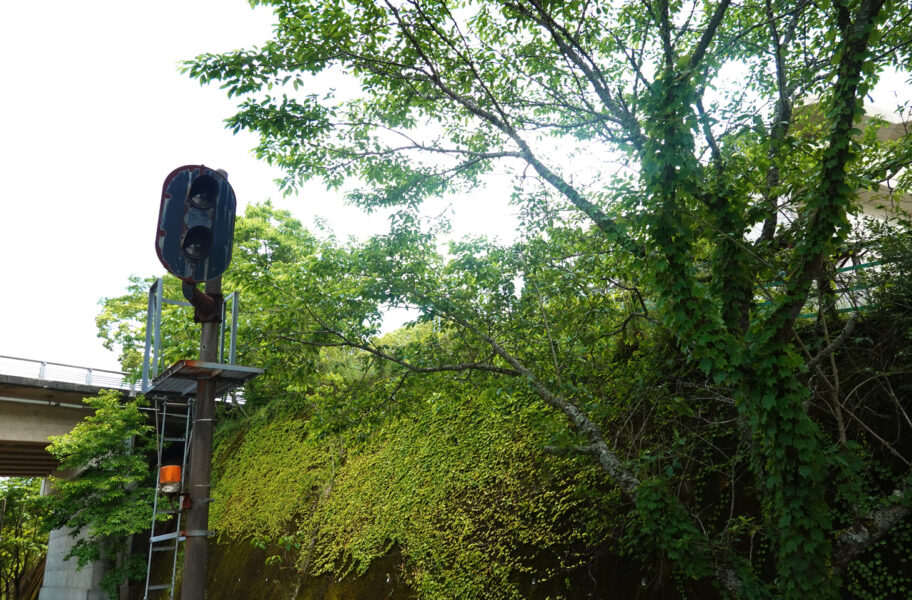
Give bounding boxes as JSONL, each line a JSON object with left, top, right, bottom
{"left": 807, "top": 312, "right": 858, "bottom": 372}
{"left": 833, "top": 486, "right": 912, "bottom": 570}
{"left": 503, "top": 0, "right": 648, "bottom": 153}
{"left": 685, "top": 0, "right": 732, "bottom": 73}
{"left": 455, "top": 317, "right": 643, "bottom": 496}
{"left": 771, "top": 0, "right": 886, "bottom": 343}
{"left": 278, "top": 332, "right": 521, "bottom": 377}
{"left": 384, "top": 0, "right": 630, "bottom": 246}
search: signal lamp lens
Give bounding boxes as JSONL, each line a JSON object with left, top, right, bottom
{"left": 188, "top": 175, "right": 219, "bottom": 209}
{"left": 160, "top": 482, "right": 181, "bottom": 494}
{"left": 181, "top": 226, "right": 213, "bottom": 262}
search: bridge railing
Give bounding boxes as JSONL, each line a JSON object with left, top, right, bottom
{"left": 0, "top": 355, "right": 137, "bottom": 393}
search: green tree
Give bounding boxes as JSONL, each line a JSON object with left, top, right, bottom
{"left": 42, "top": 391, "right": 156, "bottom": 599}
{"left": 183, "top": 1, "right": 912, "bottom": 597}
{"left": 96, "top": 202, "right": 337, "bottom": 407}
{"left": 0, "top": 478, "right": 46, "bottom": 600}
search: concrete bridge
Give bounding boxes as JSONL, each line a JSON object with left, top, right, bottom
{"left": 0, "top": 355, "right": 136, "bottom": 477}
{"left": 1, "top": 355, "right": 137, "bottom": 600}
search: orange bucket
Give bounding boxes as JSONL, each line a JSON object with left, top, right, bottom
{"left": 159, "top": 465, "right": 182, "bottom": 485}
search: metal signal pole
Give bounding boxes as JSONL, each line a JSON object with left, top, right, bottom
{"left": 155, "top": 165, "right": 238, "bottom": 599}
{"left": 181, "top": 276, "right": 221, "bottom": 600}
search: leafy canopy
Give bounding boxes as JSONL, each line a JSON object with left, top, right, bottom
{"left": 43, "top": 391, "right": 156, "bottom": 599}
{"left": 128, "top": 0, "right": 912, "bottom": 597}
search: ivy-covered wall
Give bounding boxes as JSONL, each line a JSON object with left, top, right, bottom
{"left": 204, "top": 376, "right": 649, "bottom": 600}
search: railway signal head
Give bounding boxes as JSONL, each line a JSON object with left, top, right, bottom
{"left": 155, "top": 165, "right": 236, "bottom": 282}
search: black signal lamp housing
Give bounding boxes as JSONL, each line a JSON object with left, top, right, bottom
{"left": 155, "top": 165, "right": 236, "bottom": 283}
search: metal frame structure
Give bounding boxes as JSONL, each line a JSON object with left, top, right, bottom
{"left": 141, "top": 362, "right": 262, "bottom": 599}
{"left": 141, "top": 279, "right": 240, "bottom": 394}
{"left": 139, "top": 275, "right": 260, "bottom": 598}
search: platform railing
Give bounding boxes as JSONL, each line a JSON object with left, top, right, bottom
{"left": 758, "top": 260, "right": 883, "bottom": 318}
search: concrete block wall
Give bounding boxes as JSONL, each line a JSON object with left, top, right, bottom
{"left": 38, "top": 527, "right": 107, "bottom": 600}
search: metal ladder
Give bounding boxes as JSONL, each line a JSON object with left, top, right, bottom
{"left": 143, "top": 397, "right": 194, "bottom": 599}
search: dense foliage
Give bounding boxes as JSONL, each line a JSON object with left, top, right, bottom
{"left": 100, "top": 202, "right": 912, "bottom": 598}
{"left": 178, "top": 0, "right": 912, "bottom": 597}
{"left": 89, "top": 0, "right": 912, "bottom": 596}
{"left": 42, "top": 391, "right": 156, "bottom": 599}
{"left": 0, "top": 478, "right": 46, "bottom": 600}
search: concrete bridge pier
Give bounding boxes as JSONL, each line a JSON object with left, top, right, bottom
{"left": 39, "top": 527, "right": 108, "bottom": 600}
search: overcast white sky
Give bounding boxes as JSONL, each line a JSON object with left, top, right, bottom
{"left": 0, "top": 1, "right": 281, "bottom": 371}
{"left": 0, "top": 0, "right": 515, "bottom": 372}
{"left": 0, "top": 1, "right": 907, "bottom": 374}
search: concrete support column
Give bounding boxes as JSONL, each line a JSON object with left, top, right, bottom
{"left": 38, "top": 528, "right": 107, "bottom": 600}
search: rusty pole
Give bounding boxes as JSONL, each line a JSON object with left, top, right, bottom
{"left": 181, "top": 275, "right": 220, "bottom": 600}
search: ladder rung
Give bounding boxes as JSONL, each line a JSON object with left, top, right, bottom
{"left": 156, "top": 509, "right": 179, "bottom": 515}
{"left": 150, "top": 532, "right": 185, "bottom": 543}
{"left": 163, "top": 437, "right": 186, "bottom": 442}
{"left": 147, "top": 584, "right": 173, "bottom": 590}
{"left": 152, "top": 545, "right": 177, "bottom": 552}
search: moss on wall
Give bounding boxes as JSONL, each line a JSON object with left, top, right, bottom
{"left": 204, "top": 376, "right": 638, "bottom": 599}
{"left": 208, "top": 540, "right": 412, "bottom": 600}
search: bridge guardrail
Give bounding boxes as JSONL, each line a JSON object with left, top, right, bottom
{"left": 0, "top": 355, "right": 136, "bottom": 392}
